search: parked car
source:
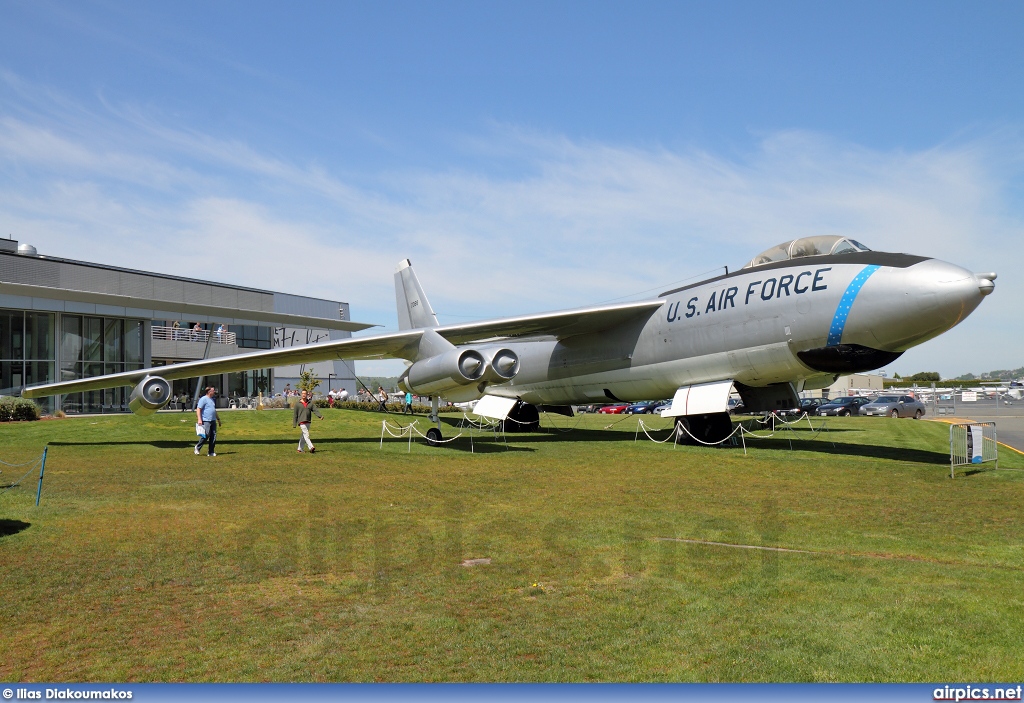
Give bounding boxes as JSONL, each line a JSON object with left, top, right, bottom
{"left": 780, "top": 397, "right": 825, "bottom": 416}
{"left": 860, "top": 395, "right": 926, "bottom": 418}
{"left": 575, "top": 404, "right": 598, "bottom": 414}
{"left": 597, "top": 404, "right": 629, "bottom": 414}
{"left": 653, "top": 401, "right": 672, "bottom": 414}
{"left": 727, "top": 398, "right": 746, "bottom": 415}
{"left": 624, "top": 401, "right": 657, "bottom": 414}
{"left": 816, "top": 396, "right": 871, "bottom": 416}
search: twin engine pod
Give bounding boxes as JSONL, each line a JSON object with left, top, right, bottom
{"left": 128, "top": 375, "right": 172, "bottom": 415}
{"left": 400, "top": 347, "right": 520, "bottom": 397}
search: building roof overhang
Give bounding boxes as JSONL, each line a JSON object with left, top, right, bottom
{"left": 0, "top": 280, "right": 377, "bottom": 332}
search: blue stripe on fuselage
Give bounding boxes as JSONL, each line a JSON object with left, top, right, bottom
{"left": 826, "top": 265, "right": 881, "bottom": 346}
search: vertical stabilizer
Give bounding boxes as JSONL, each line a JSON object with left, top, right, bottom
{"left": 395, "top": 259, "right": 439, "bottom": 330}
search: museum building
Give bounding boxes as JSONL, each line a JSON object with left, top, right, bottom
{"left": 0, "top": 238, "right": 368, "bottom": 413}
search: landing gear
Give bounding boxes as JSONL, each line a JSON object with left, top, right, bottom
{"left": 425, "top": 427, "right": 443, "bottom": 446}
{"left": 503, "top": 401, "right": 540, "bottom": 432}
{"left": 430, "top": 396, "right": 440, "bottom": 429}
{"left": 675, "top": 412, "right": 734, "bottom": 445}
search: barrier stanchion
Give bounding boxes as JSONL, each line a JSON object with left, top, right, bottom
{"left": 35, "top": 446, "right": 47, "bottom": 506}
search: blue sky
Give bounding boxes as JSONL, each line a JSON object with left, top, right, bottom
{"left": 1, "top": 1, "right": 1022, "bottom": 377}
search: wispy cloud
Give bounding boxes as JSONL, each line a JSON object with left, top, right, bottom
{"left": 0, "top": 74, "right": 1021, "bottom": 377}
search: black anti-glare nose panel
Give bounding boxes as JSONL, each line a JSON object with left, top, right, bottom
{"left": 797, "top": 344, "right": 903, "bottom": 374}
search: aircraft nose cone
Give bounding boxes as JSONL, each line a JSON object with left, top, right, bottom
{"left": 846, "top": 259, "right": 991, "bottom": 352}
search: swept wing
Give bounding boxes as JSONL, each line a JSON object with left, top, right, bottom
{"left": 22, "top": 300, "right": 664, "bottom": 399}
{"left": 434, "top": 300, "right": 664, "bottom": 344}
{"left": 22, "top": 330, "right": 425, "bottom": 398}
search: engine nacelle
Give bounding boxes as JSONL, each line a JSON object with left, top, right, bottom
{"left": 400, "top": 349, "right": 486, "bottom": 396}
{"left": 478, "top": 347, "right": 519, "bottom": 383}
{"left": 399, "top": 347, "right": 520, "bottom": 397}
{"left": 128, "top": 375, "right": 172, "bottom": 415}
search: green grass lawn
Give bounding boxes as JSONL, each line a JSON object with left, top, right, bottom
{"left": 1, "top": 408, "right": 1023, "bottom": 682}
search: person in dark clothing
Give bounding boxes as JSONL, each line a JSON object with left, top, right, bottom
{"left": 293, "top": 389, "right": 323, "bottom": 453}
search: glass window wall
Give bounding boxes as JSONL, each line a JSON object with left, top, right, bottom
{"left": 60, "top": 315, "right": 145, "bottom": 414}
{"left": 228, "top": 325, "right": 272, "bottom": 349}
{"left": 0, "top": 311, "right": 54, "bottom": 413}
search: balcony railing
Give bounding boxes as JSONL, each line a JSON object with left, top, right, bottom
{"left": 152, "top": 326, "right": 237, "bottom": 345}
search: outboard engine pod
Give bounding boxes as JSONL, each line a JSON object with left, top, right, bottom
{"left": 128, "top": 375, "right": 172, "bottom": 415}
{"left": 401, "top": 349, "right": 487, "bottom": 396}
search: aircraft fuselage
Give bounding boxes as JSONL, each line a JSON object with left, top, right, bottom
{"left": 485, "top": 252, "right": 992, "bottom": 405}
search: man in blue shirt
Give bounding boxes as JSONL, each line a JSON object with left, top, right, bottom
{"left": 194, "top": 386, "right": 220, "bottom": 456}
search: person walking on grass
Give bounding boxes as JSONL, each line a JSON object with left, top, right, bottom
{"left": 194, "top": 386, "right": 220, "bottom": 457}
{"left": 294, "top": 389, "right": 323, "bottom": 453}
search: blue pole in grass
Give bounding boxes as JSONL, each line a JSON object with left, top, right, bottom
{"left": 35, "top": 446, "right": 47, "bottom": 507}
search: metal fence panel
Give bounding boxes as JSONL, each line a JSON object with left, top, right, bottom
{"left": 949, "top": 422, "right": 998, "bottom": 478}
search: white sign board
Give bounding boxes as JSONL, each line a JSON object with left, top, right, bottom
{"left": 961, "top": 391, "right": 978, "bottom": 402}
{"left": 968, "top": 424, "right": 984, "bottom": 463}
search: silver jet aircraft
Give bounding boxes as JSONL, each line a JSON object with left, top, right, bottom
{"left": 23, "top": 235, "right": 996, "bottom": 445}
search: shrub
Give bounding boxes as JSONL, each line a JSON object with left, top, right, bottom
{"left": 331, "top": 400, "right": 462, "bottom": 414}
{"left": 0, "top": 397, "right": 40, "bottom": 422}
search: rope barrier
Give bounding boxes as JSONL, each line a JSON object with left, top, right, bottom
{"left": 379, "top": 418, "right": 470, "bottom": 451}
{"left": 0, "top": 460, "right": 41, "bottom": 494}
{"left": 541, "top": 411, "right": 586, "bottom": 433}
{"left": 0, "top": 455, "right": 43, "bottom": 468}
{"left": 633, "top": 413, "right": 835, "bottom": 455}
{"left": 0, "top": 446, "right": 47, "bottom": 504}
{"left": 635, "top": 418, "right": 677, "bottom": 444}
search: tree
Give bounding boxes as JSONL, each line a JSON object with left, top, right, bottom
{"left": 909, "top": 372, "right": 940, "bottom": 382}
{"left": 297, "top": 368, "right": 321, "bottom": 395}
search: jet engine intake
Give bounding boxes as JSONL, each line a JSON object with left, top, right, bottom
{"left": 128, "top": 375, "right": 172, "bottom": 415}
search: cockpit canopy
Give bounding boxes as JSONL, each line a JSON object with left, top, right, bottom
{"left": 742, "top": 235, "right": 871, "bottom": 269}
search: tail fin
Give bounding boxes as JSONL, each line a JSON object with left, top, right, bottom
{"left": 395, "top": 259, "right": 439, "bottom": 330}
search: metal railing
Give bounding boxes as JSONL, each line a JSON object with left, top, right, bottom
{"left": 949, "top": 421, "right": 998, "bottom": 478}
{"left": 152, "top": 326, "right": 237, "bottom": 345}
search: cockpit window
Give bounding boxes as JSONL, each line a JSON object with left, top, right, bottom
{"left": 742, "top": 236, "right": 871, "bottom": 269}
